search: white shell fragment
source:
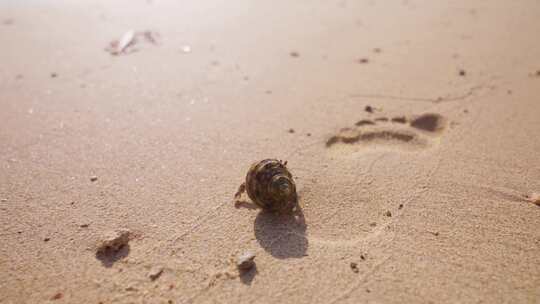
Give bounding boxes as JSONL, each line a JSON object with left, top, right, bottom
{"left": 236, "top": 251, "right": 256, "bottom": 271}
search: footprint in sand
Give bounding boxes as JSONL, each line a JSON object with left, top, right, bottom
{"left": 325, "top": 113, "right": 446, "bottom": 152}
{"left": 295, "top": 113, "right": 447, "bottom": 248}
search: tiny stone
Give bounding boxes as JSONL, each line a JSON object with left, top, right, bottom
{"left": 365, "top": 105, "right": 373, "bottom": 113}
{"left": 97, "top": 229, "right": 132, "bottom": 254}
{"left": 90, "top": 176, "right": 98, "bottom": 182}
{"left": 306, "top": 133, "right": 311, "bottom": 137}
{"left": 80, "top": 223, "right": 90, "bottom": 228}
{"left": 360, "top": 254, "right": 366, "bottom": 260}
{"left": 44, "top": 237, "right": 51, "bottom": 242}
{"left": 384, "top": 210, "right": 392, "bottom": 217}
{"left": 51, "top": 292, "right": 63, "bottom": 300}
{"left": 1, "top": 198, "right": 7, "bottom": 202}
{"left": 148, "top": 266, "right": 164, "bottom": 281}
{"left": 369, "top": 222, "right": 377, "bottom": 227}
{"left": 236, "top": 251, "right": 256, "bottom": 271}
{"left": 536, "top": 70, "right": 540, "bottom": 76}
{"left": 290, "top": 51, "right": 299, "bottom": 57}
{"left": 350, "top": 262, "right": 359, "bottom": 273}
{"left": 459, "top": 69, "right": 466, "bottom": 76}
{"left": 50, "top": 73, "right": 58, "bottom": 78}
{"left": 373, "top": 48, "right": 381, "bottom": 53}
{"left": 398, "top": 204, "right": 404, "bottom": 210}
{"left": 358, "top": 58, "right": 369, "bottom": 64}
{"left": 288, "top": 128, "right": 295, "bottom": 134}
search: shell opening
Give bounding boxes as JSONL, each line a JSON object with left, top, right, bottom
{"left": 270, "top": 175, "right": 293, "bottom": 199}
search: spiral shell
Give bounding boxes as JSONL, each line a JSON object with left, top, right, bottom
{"left": 245, "top": 159, "right": 297, "bottom": 213}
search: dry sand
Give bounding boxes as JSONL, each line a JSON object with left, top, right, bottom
{"left": 1, "top": 0, "right": 540, "bottom": 303}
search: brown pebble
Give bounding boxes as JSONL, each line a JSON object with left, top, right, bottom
{"left": 384, "top": 210, "right": 392, "bottom": 217}
{"left": 288, "top": 128, "right": 295, "bottom": 134}
{"left": 44, "top": 237, "right": 51, "bottom": 242}
{"left": 536, "top": 70, "right": 540, "bottom": 77}
{"left": 369, "top": 222, "right": 377, "bottom": 227}
{"left": 358, "top": 58, "right": 369, "bottom": 64}
{"left": 51, "top": 292, "right": 63, "bottom": 300}
{"left": 290, "top": 51, "right": 299, "bottom": 58}
{"left": 398, "top": 204, "right": 404, "bottom": 210}
{"left": 236, "top": 251, "right": 256, "bottom": 271}
{"left": 50, "top": 73, "right": 58, "bottom": 78}
{"left": 360, "top": 254, "right": 366, "bottom": 260}
{"left": 265, "top": 90, "right": 272, "bottom": 94}
{"left": 97, "top": 229, "right": 132, "bottom": 254}
{"left": 90, "top": 176, "right": 98, "bottom": 182}
{"left": 364, "top": 105, "right": 373, "bottom": 113}
{"left": 148, "top": 266, "right": 164, "bottom": 281}
{"left": 306, "top": 133, "right": 311, "bottom": 137}
{"left": 350, "top": 262, "right": 359, "bottom": 273}
{"left": 373, "top": 48, "right": 381, "bottom": 53}
{"left": 459, "top": 69, "right": 466, "bottom": 76}
{"left": 80, "top": 223, "right": 90, "bottom": 228}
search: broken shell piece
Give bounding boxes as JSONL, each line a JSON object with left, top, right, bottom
{"left": 236, "top": 251, "right": 256, "bottom": 271}
{"left": 117, "top": 30, "right": 135, "bottom": 54}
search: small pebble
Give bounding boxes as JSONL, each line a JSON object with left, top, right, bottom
{"left": 373, "top": 48, "right": 381, "bottom": 53}
{"left": 360, "top": 254, "right": 366, "bottom": 260}
{"left": 50, "top": 73, "right": 58, "bottom": 78}
{"left": 51, "top": 292, "right": 63, "bottom": 300}
{"left": 459, "top": 69, "right": 466, "bottom": 76}
{"left": 97, "top": 229, "right": 132, "bottom": 254}
{"left": 44, "top": 237, "right": 51, "bottom": 242}
{"left": 288, "top": 128, "right": 295, "bottom": 134}
{"left": 384, "top": 210, "right": 392, "bottom": 217}
{"left": 90, "top": 176, "right": 98, "bottom": 182}
{"left": 350, "top": 262, "right": 359, "bottom": 273}
{"left": 369, "top": 222, "right": 377, "bottom": 227}
{"left": 236, "top": 251, "right": 256, "bottom": 271}
{"left": 306, "top": 133, "right": 311, "bottom": 137}
{"left": 80, "top": 223, "right": 90, "bottom": 228}
{"left": 148, "top": 266, "right": 164, "bottom": 281}
{"left": 0, "top": 198, "right": 7, "bottom": 202}
{"left": 358, "top": 58, "right": 369, "bottom": 64}
{"left": 398, "top": 204, "right": 403, "bottom": 210}
{"left": 364, "top": 105, "right": 373, "bottom": 113}
{"left": 289, "top": 51, "right": 300, "bottom": 58}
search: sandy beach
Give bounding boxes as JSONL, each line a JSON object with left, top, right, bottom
{"left": 1, "top": 0, "right": 539, "bottom": 303}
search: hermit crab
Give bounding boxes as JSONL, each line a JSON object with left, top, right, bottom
{"left": 234, "top": 159, "right": 298, "bottom": 213}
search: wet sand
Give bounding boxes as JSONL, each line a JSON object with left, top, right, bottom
{"left": 1, "top": 0, "right": 539, "bottom": 303}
